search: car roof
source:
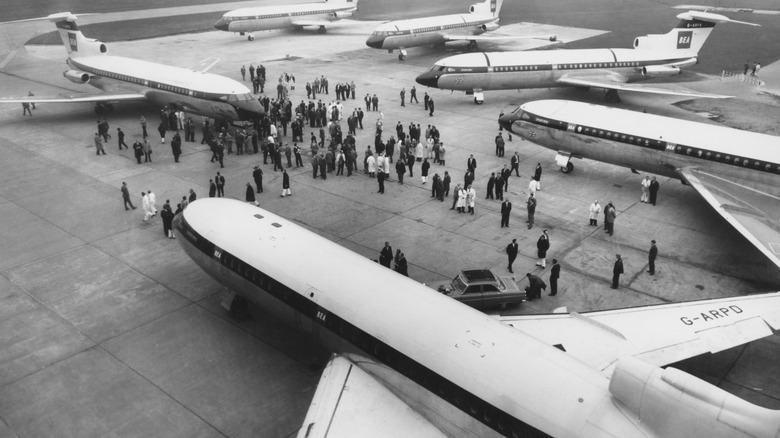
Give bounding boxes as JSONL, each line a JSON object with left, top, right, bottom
{"left": 461, "top": 269, "right": 496, "bottom": 283}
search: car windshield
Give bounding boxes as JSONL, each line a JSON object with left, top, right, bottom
{"left": 452, "top": 275, "right": 467, "bottom": 292}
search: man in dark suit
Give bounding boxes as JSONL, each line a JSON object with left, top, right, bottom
{"left": 379, "top": 242, "right": 393, "bottom": 268}
{"left": 648, "top": 240, "right": 658, "bottom": 275}
{"left": 467, "top": 154, "right": 477, "bottom": 173}
{"left": 612, "top": 254, "right": 623, "bottom": 289}
{"left": 525, "top": 273, "right": 546, "bottom": 300}
{"left": 506, "top": 239, "right": 519, "bottom": 273}
{"left": 487, "top": 172, "right": 496, "bottom": 199}
{"left": 501, "top": 198, "right": 512, "bottom": 228}
{"left": 549, "top": 259, "right": 560, "bottom": 296}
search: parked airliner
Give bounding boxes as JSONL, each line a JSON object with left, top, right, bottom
{"left": 175, "top": 197, "right": 780, "bottom": 438}
{"left": 499, "top": 99, "right": 780, "bottom": 269}
{"left": 0, "top": 12, "right": 264, "bottom": 120}
{"left": 365, "top": 0, "right": 556, "bottom": 61}
{"left": 214, "top": 0, "right": 359, "bottom": 40}
{"left": 416, "top": 10, "right": 757, "bottom": 103}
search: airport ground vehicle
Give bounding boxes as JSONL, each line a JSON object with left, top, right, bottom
{"left": 432, "top": 269, "right": 525, "bottom": 310}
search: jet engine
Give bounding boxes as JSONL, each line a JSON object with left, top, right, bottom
{"left": 480, "top": 22, "right": 499, "bottom": 32}
{"left": 63, "top": 70, "right": 92, "bottom": 84}
{"left": 332, "top": 10, "right": 354, "bottom": 18}
{"left": 641, "top": 65, "right": 681, "bottom": 77}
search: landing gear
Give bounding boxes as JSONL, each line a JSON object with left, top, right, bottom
{"left": 247, "top": 34, "right": 254, "bottom": 41}
{"left": 94, "top": 102, "right": 113, "bottom": 115}
{"left": 555, "top": 152, "right": 574, "bottom": 173}
{"left": 318, "top": 26, "right": 327, "bottom": 34}
{"left": 560, "top": 162, "right": 574, "bottom": 173}
{"left": 604, "top": 89, "right": 621, "bottom": 103}
{"left": 467, "top": 40, "right": 478, "bottom": 51}
{"left": 473, "top": 91, "right": 484, "bottom": 105}
{"left": 398, "top": 49, "right": 407, "bottom": 61}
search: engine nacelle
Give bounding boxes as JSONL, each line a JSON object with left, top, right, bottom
{"left": 641, "top": 65, "right": 681, "bottom": 77}
{"left": 333, "top": 10, "right": 354, "bottom": 18}
{"left": 481, "top": 22, "right": 499, "bottom": 32}
{"left": 63, "top": 70, "right": 92, "bottom": 84}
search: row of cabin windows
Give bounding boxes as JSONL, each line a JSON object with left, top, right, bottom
{"left": 494, "top": 65, "right": 540, "bottom": 72}
{"left": 92, "top": 68, "right": 195, "bottom": 97}
{"left": 578, "top": 126, "right": 660, "bottom": 148}
{"left": 677, "top": 145, "right": 780, "bottom": 173}
{"left": 217, "top": 246, "right": 548, "bottom": 438}
{"left": 560, "top": 61, "right": 640, "bottom": 69}
{"left": 232, "top": 11, "right": 326, "bottom": 20}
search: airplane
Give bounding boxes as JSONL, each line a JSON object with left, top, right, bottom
{"left": 365, "top": 0, "right": 557, "bottom": 61}
{"left": 499, "top": 99, "right": 780, "bottom": 270}
{"left": 214, "top": 0, "right": 359, "bottom": 40}
{"left": 415, "top": 10, "right": 758, "bottom": 104}
{"left": 174, "top": 197, "right": 780, "bottom": 438}
{"left": 0, "top": 13, "right": 265, "bottom": 121}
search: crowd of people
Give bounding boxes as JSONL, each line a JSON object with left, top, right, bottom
{"left": 105, "top": 63, "right": 664, "bottom": 301}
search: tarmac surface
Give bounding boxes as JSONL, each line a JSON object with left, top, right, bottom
{"left": 0, "top": 2, "right": 780, "bottom": 437}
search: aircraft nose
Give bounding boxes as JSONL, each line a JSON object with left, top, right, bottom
{"left": 236, "top": 100, "right": 266, "bottom": 120}
{"left": 214, "top": 18, "right": 229, "bottom": 31}
{"left": 415, "top": 70, "right": 440, "bottom": 88}
{"left": 498, "top": 112, "right": 517, "bottom": 132}
{"left": 365, "top": 35, "right": 384, "bottom": 49}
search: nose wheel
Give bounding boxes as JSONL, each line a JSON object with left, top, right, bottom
{"left": 247, "top": 34, "right": 254, "bottom": 41}
{"left": 560, "top": 162, "right": 574, "bottom": 173}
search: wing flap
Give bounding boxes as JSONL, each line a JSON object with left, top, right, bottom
{"left": 501, "top": 292, "right": 780, "bottom": 372}
{"left": 557, "top": 76, "right": 732, "bottom": 99}
{"left": 0, "top": 94, "right": 146, "bottom": 104}
{"left": 677, "top": 167, "right": 780, "bottom": 269}
{"left": 298, "top": 355, "right": 447, "bottom": 438}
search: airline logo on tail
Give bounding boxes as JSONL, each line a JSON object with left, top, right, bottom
{"left": 677, "top": 31, "right": 692, "bottom": 49}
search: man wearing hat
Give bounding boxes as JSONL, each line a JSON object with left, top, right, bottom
{"left": 252, "top": 165, "right": 263, "bottom": 193}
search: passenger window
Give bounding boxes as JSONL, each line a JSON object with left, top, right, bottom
{"left": 464, "top": 286, "right": 480, "bottom": 294}
{"left": 483, "top": 285, "right": 499, "bottom": 292}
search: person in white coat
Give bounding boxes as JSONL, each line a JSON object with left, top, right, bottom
{"left": 466, "top": 185, "right": 476, "bottom": 215}
{"left": 589, "top": 200, "right": 601, "bottom": 226}
{"left": 367, "top": 154, "right": 376, "bottom": 177}
{"left": 415, "top": 141, "right": 424, "bottom": 162}
{"left": 141, "top": 192, "right": 153, "bottom": 222}
{"left": 456, "top": 187, "right": 467, "bottom": 213}
{"left": 640, "top": 176, "right": 651, "bottom": 203}
{"left": 147, "top": 189, "right": 158, "bottom": 216}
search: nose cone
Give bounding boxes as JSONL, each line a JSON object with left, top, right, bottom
{"left": 365, "top": 35, "right": 385, "bottom": 49}
{"left": 214, "top": 18, "right": 230, "bottom": 31}
{"left": 236, "top": 100, "right": 266, "bottom": 121}
{"left": 498, "top": 112, "right": 517, "bottom": 133}
{"left": 415, "top": 70, "right": 440, "bottom": 88}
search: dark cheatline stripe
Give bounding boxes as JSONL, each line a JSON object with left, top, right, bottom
{"left": 175, "top": 215, "right": 552, "bottom": 438}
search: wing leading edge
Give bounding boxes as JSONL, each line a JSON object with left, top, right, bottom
{"left": 500, "top": 292, "right": 780, "bottom": 374}
{"left": 557, "top": 76, "right": 733, "bottom": 99}
{"left": 298, "top": 355, "right": 447, "bottom": 438}
{"left": 677, "top": 167, "right": 780, "bottom": 270}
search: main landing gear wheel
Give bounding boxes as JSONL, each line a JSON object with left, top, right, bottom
{"left": 247, "top": 34, "right": 254, "bottom": 41}
{"left": 560, "top": 162, "right": 574, "bottom": 173}
{"left": 94, "top": 102, "right": 114, "bottom": 115}
{"left": 398, "top": 53, "right": 406, "bottom": 61}
{"left": 318, "top": 26, "right": 327, "bottom": 34}
{"left": 604, "top": 89, "right": 621, "bottom": 103}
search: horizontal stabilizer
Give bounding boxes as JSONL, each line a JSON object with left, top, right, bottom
{"left": 501, "top": 292, "right": 780, "bottom": 373}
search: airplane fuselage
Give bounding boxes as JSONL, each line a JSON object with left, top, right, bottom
{"left": 66, "top": 55, "right": 263, "bottom": 121}
{"left": 174, "top": 198, "right": 780, "bottom": 438}
{"left": 214, "top": 3, "right": 357, "bottom": 33}
{"left": 365, "top": 14, "right": 497, "bottom": 51}
{"left": 499, "top": 100, "right": 780, "bottom": 191}
{"left": 415, "top": 48, "right": 696, "bottom": 91}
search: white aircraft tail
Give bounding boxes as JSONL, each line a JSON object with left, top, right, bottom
{"left": 469, "top": 0, "right": 503, "bottom": 17}
{"left": 47, "top": 12, "right": 108, "bottom": 58}
{"left": 633, "top": 10, "right": 758, "bottom": 54}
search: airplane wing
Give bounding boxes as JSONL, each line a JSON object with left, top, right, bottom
{"left": 291, "top": 19, "right": 344, "bottom": 27}
{"left": 443, "top": 34, "right": 558, "bottom": 43}
{"left": 298, "top": 355, "right": 448, "bottom": 438}
{"left": 442, "top": 23, "right": 609, "bottom": 51}
{"left": 499, "top": 292, "right": 780, "bottom": 374}
{"left": 0, "top": 93, "right": 146, "bottom": 104}
{"left": 674, "top": 5, "right": 780, "bottom": 15}
{"left": 557, "top": 76, "right": 733, "bottom": 99}
{"left": 677, "top": 167, "right": 780, "bottom": 269}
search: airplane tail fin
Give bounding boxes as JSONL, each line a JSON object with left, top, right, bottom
{"left": 47, "top": 12, "right": 108, "bottom": 58}
{"left": 633, "top": 11, "right": 758, "bottom": 55}
{"left": 470, "top": 0, "right": 502, "bottom": 17}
